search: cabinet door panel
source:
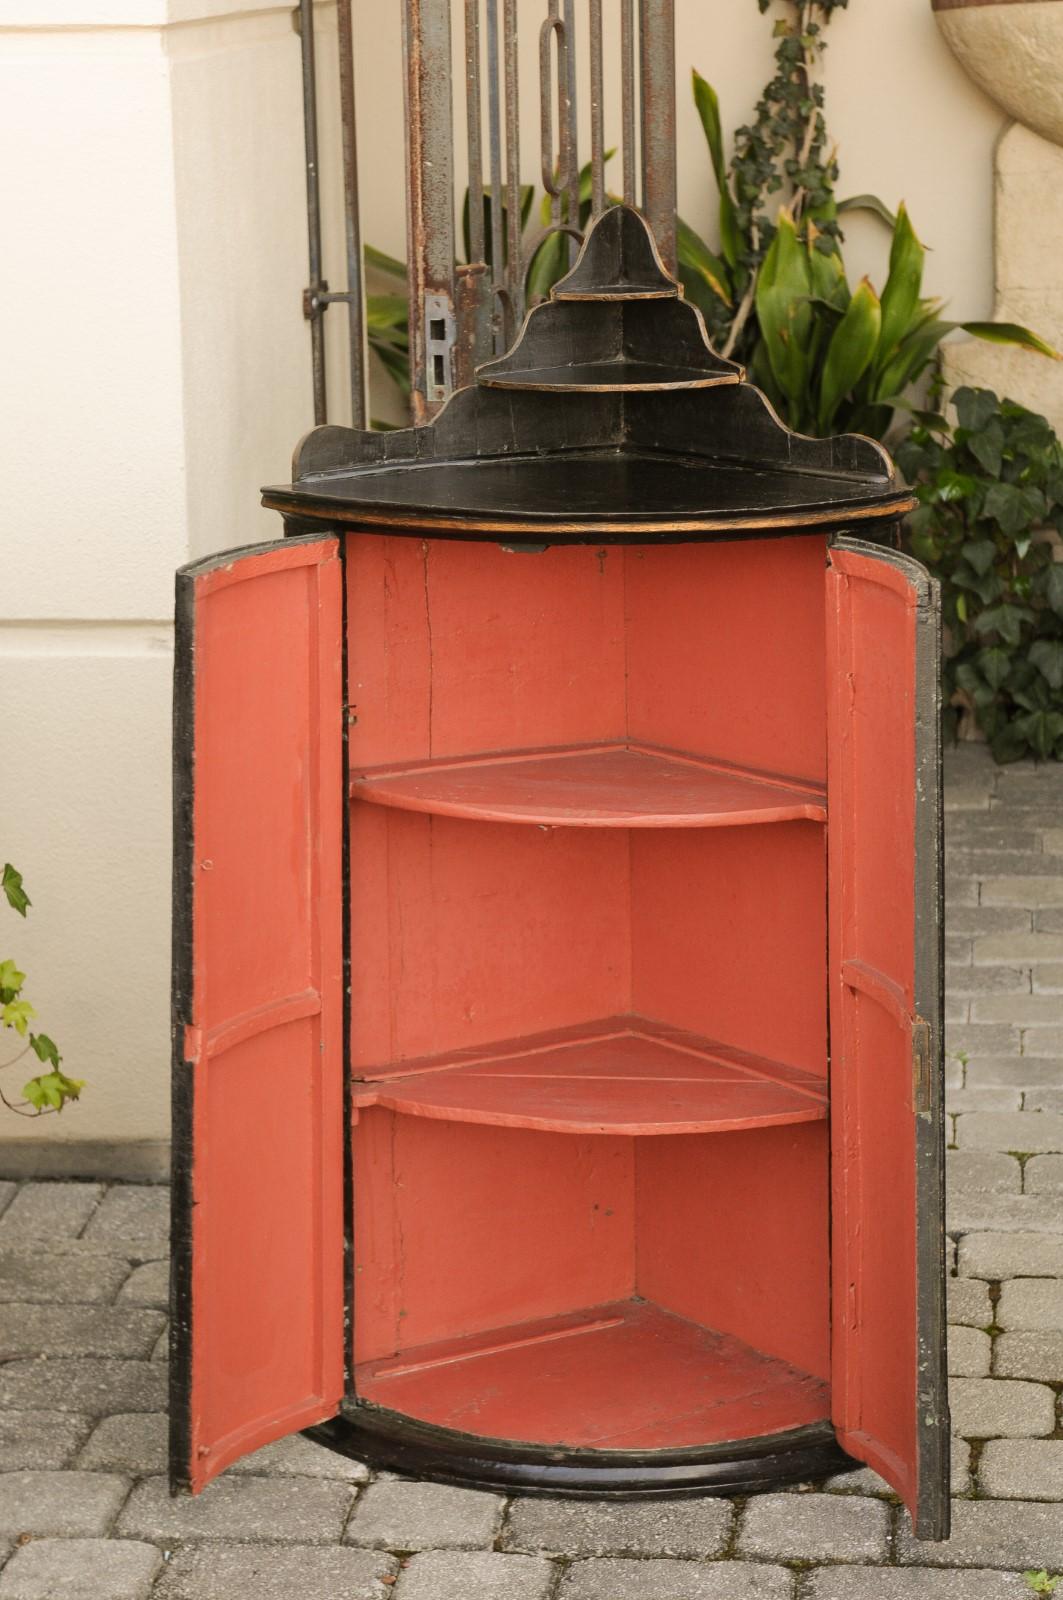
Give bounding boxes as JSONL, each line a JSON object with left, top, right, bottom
{"left": 170, "top": 535, "right": 345, "bottom": 1493}
{"left": 826, "top": 537, "right": 948, "bottom": 1541}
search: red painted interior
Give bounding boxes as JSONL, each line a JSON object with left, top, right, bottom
{"left": 184, "top": 538, "right": 345, "bottom": 1491}
{"left": 827, "top": 547, "right": 920, "bottom": 1516}
{"left": 348, "top": 534, "right": 833, "bottom": 1450}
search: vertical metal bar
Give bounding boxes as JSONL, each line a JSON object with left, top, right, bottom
{"left": 455, "top": 0, "right": 492, "bottom": 386}
{"left": 503, "top": 0, "right": 522, "bottom": 332}
{"left": 638, "top": 0, "right": 677, "bottom": 272}
{"left": 588, "top": 0, "right": 605, "bottom": 217}
{"left": 298, "top": 0, "right": 327, "bottom": 425}
{"left": 485, "top": 0, "right": 505, "bottom": 350}
{"left": 621, "top": 0, "right": 636, "bottom": 205}
{"left": 465, "top": 0, "right": 485, "bottom": 267}
{"left": 402, "top": 0, "right": 456, "bottom": 420}
{"left": 336, "top": 0, "right": 366, "bottom": 428}
{"left": 562, "top": 0, "right": 579, "bottom": 262}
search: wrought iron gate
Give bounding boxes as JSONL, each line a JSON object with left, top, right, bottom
{"left": 297, "top": 0, "right": 677, "bottom": 426}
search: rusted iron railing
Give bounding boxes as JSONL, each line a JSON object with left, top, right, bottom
{"left": 297, "top": 0, "right": 678, "bottom": 426}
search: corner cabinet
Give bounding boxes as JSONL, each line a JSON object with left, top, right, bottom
{"left": 169, "top": 207, "right": 950, "bottom": 1541}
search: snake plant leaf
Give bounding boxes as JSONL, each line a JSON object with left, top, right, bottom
{"left": 837, "top": 193, "right": 899, "bottom": 231}
{"left": 805, "top": 225, "right": 850, "bottom": 310}
{"left": 960, "top": 321, "right": 1063, "bottom": 361}
{"left": 817, "top": 277, "right": 882, "bottom": 435}
{"left": 677, "top": 217, "right": 733, "bottom": 310}
{"left": 755, "top": 209, "right": 814, "bottom": 427}
{"left": 692, "top": 70, "right": 742, "bottom": 270}
{"left": 364, "top": 243, "right": 407, "bottom": 281}
{"left": 874, "top": 203, "right": 925, "bottom": 377}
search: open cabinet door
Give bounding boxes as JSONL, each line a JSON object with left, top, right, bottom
{"left": 170, "top": 535, "right": 345, "bottom": 1493}
{"left": 826, "top": 537, "right": 949, "bottom": 1541}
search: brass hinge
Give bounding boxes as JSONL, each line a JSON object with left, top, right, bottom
{"left": 911, "top": 1016, "right": 933, "bottom": 1115}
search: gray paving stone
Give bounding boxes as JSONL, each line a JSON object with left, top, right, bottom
{"left": 0, "top": 1412, "right": 93, "bottom": 1472}
{"left": 503, "top": 1496, "right": 732, "bottom": 1557}
{"left": 949, "top": 825, "right": 1042, "bottom": 852}
{"left": 150, "top": 1328, "right": 167, "bottom": 1361}
{"left": 948, "top": 1090, "right": 1023, "bottom": 1116}
{"left": 0, "top": 1537, "right": 160, "bottom": 1600}
{"left": 898, "top": 1496, "right": 1063, "bottom": 1566}
{"left": 945, "top": 876, "right": 979, "bottom": 905}
{"left": 116, "top": 1259, "right": 168, "bottom": 1308}
{"left": 953, "top": 1435, "right": 972, "bottom": 1492}
{"left": 946, "top": 1150, "right": 1022, "bottom": 1195}
{"left": 821, "top": 1466, "right": 895, "bottom": 1496}
{"left": 806, "top": 1568, "right": 1030, "bottom": 1599}
{"left": 950, "top": 851, "right": 1061, "bottom": 877}
{"left": 948, "top": 1377, "right": 1055, "bottom": 1436}
{"left": 951, "top": 907, "right": 1032, "bottom": 936}
{"left": 77, "top": 1413, "right": 166, "bottom": 1475}
{"left": 1037, "top": 908, "right": 1063, "bottom": 933}
{"left": 0, "top": 1471, "right": 130, "bottom": 1538}
{"left": 0, "top": 1183, "right": 16, "bottom": 1218}
{"left": 980, "top": 1438, "right": 1063, "bottom": 1499}
{"left": 946, "top": 1025, "right": 1023, "bottom": 1059}
{"left": 998, "top": 1277, "right": 1063, "bottom": 1329}
{"left": 1024, "top": 1026, "right": 1063, "bottom": 1057}
{"left": 976, "top": 934, "right": 1063, "bottom": 965}
{"left": 1025, "top": 1089, "right": 1063, "bottom": 1112}
{"left": 227, "top": 1431, "right": 369, "bottom": 1481}
{"left": 560, "top": 1559, "right": 792, "bottom": 1600}
{"left": 982, "top": 878, "right": 1063, "bottom": 907}
{"left": 959, "top": 1230, "right": 1063, "bottom": 1278}
{"left": 0, "top": 1252, "right": 130, "bottom": 1305}
{"left": 344, "top": 1478, "right": 502, "bottom": 1551}
{"left": 948, "top": 1325, "right": 992, "bottom": 1376}
{"left": 946, "top": 935, "right": 973, "bottom": 964}
{"left": 0, "top": 1185, "right": 102, "bottom": 1243}
{"left": 117, "top": 1473, "right": 352, "bottom": 1543}
{"left": 79, "top": 1188, "right": 168, "bottom": 1250}
{"left": 955, "top": 1112, "right": 1063, "bottom": 1152}
{"left": 394, "top": 1550, "right": 556, "bottom": 1600}
{"left": 1026, "top": 1154, "right": 1063, "bottom": 1193}
{"left": 973, "top": 995, "right": 1063, "bottom": 1023}
{"left": 946, "top": 1193, "right": 1063, "bottom": 1233}
{"left": 0, "top": 1304, "right": 164, "bottom": 1360}
{"left": 736, "top": 1492, "right": 887, "bottom": 1561}
{"left": 948, "top": 1278, "right": 993, "bottom": 1326}
{"left": 1032, "top": 967, "right": 1063, "bottom": 993}
{"left": 967, "top": 1059, "right": 1063, "bottom": 1088}
{"left": 0, "top": 1359, "right": 167, "bottom": 1416}
{"left": 994, "top": 1329, "right": 1063, "bottom": 1379}
{"left": 153, "top": 1543, "right": 399, "bottom": 1600}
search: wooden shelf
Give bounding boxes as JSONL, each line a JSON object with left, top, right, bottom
{"left": 479, "top": 360, "right": 740, "bottom": 393}
{"left": 354, "top": 1298, "right": 829, "bottom": 1448}
{"left": 352, "top": 1015, "right": 827, "bottom": 1136}
{"left": 350, "top": 743, "right": 826, "bottom": 830}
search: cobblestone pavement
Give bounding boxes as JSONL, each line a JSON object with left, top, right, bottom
{"left": 0, "top": 745, "right": 1060, "bottom": 1598}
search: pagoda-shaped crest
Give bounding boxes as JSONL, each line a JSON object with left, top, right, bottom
{"left": 477, "top": 206, "right": 743, "bottom": 394}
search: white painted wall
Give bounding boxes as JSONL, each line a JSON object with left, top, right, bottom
{"left": 0, "top": 0, "right": 1006, "bottom": 1154}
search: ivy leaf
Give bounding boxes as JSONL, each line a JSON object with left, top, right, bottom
{"left": 1015, "top": 709, "right": 1063, "bottom": 761}
{"left": 1029, "top": 640, "right": 1063, "bottom": 691}
{"left": 2, "top": 999, "right": 36, "bottom": 1037}
{"left": 954, "top": 386, "right": 1000, "bottom": 433}
{"left": 2, "top": 865, "right": 29, "bottom": 918}
{"left": 986, "top": 480, "right": 1030, "bottom": 537}
{"left": 961, "top": 539, "right": 997, "bottom": 577}
{"left": 978, "top": 646, "right": 1012, "bottom": 691}
{"left": 967, "top": 421, "right": 1005, "bottom": 477}
{"left": 0, "top": 960, "right": 26, "bottom": 999}
{"left": 30, "top": 1032, "right": 61, "bottom": 1068}
{"left": 22, "top": 1069, "right": 84, "bottom": 1113}
{"left": 1045, "top": 564, "right": 1063, "bottom": 617}
{"left": 974, "top": 604, "right": 1034, "bottom": 647}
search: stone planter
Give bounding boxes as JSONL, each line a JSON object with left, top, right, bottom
{"left": 933, "top": 0, "right": 1063, "bottom": 148}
